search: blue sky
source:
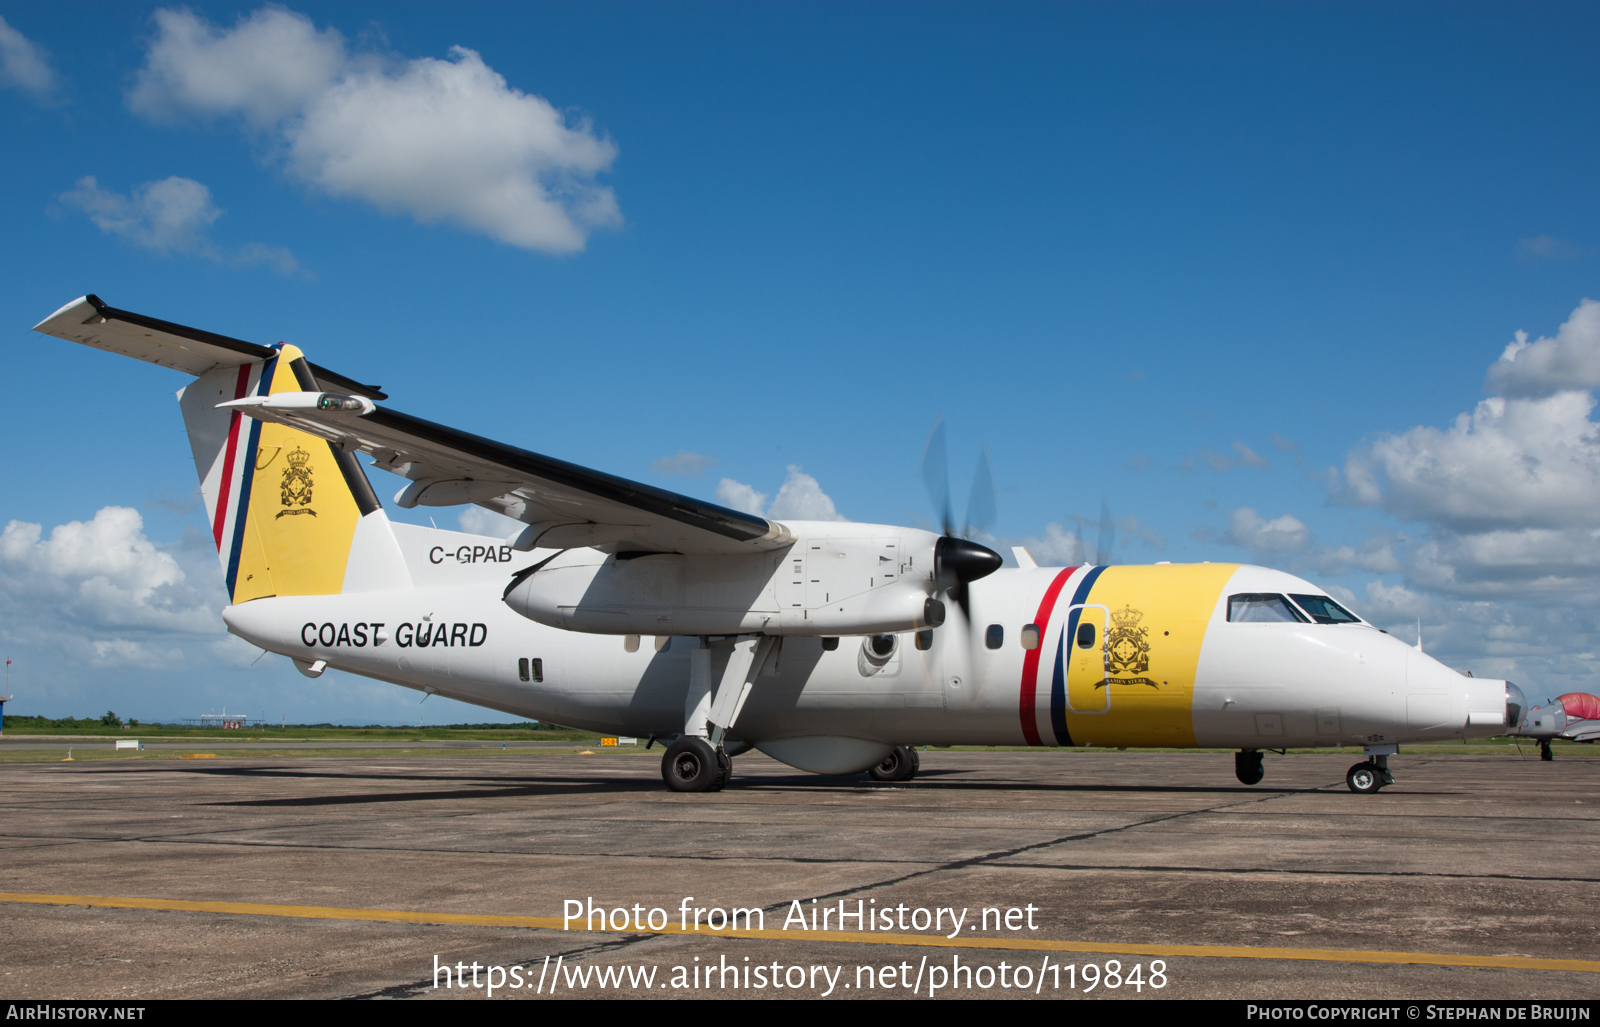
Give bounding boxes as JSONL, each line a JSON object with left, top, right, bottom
{"left": 2, "top": 2, "right": 1598, "bottom": 722}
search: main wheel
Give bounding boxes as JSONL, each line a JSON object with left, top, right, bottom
{"left": 868, "top": 745, "right": 919, "bottom": 782}
{"left": 1346, "top": 761, "right": 1382, "bottom": 794}
{"left": 1234, "top": 750, "right": 1264, "bottom": 786}
{"left": 662, "top": 737, "right": 723, "bottom": 792}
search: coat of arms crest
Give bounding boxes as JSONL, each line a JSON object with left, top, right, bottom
{"left": 277, "top": 446, "right": 317, "bottom": 518}
{"left": 1095, "top": 605, "right": 1159, "bottom": 689}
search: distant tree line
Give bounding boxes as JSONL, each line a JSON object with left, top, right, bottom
{"left": 1, "top": 715, "right": 573, "bottom": 731}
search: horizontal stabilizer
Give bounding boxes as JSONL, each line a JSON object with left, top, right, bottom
{"left": 32, "top": 295, "right": 386, "bottom": 400}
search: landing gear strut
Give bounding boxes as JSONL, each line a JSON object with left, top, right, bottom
{"left": 869, "top": 745, "right": 920, "bottom": 782}
{"left": 662, "top": 736, "right": 731, "bottom": 793}
{"left": 1234, "top": 749, "right": 1264, "bottom": 785}
{"left": 1540, "top": 738, "right": 1554, "bottom": 762}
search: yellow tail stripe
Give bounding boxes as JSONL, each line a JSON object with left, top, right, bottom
{"left": 1, "top": 891, "right": 1595, "bottom": 973}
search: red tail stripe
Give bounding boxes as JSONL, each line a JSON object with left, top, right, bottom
{"left": 210, "top": 364, "right": 252, "bottom": 550}
{"left": 1018, "top": 566, "right": 1077, "bottom": 746}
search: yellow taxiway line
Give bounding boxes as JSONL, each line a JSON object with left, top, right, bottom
{"left": 1, "top": 891, "right": 1595, "bottom": 974}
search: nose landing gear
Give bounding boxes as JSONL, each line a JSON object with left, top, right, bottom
{"left": 1346, "top": 754, "right": 1395, "bottom": 794}
{"left": 1234, "top": 749, "right": 1264, "bottom": 785}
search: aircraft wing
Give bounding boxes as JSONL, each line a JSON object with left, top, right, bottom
{"left": 221, "top": 391, "right": 795, "bottom": 556}
{"left": 32, "top": 295, "right": 386, "bottom": 400}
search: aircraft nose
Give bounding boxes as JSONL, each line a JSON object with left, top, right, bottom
{"left": 1505, "top": 681, "right": 1528, "bottom": 731}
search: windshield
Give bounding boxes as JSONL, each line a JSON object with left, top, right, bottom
{"left": 1228, "top": 594, "right": 1306, "bottom": 623}
{"left": 1289, "top": 594, "right": 1362, "bottom": 624}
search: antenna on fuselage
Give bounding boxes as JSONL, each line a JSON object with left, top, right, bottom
{"left": 1416, "top": 618, "right": 1423, "bottom": 653}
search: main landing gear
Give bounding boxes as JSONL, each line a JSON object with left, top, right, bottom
{"left": 662, "top": 736, "right": 731, "bottom": 793}
{"left": 1234, "top": 749, "right": 1264, "bottom": 785}
{"left": 868, "top": 745, "right": 920, "bottom": 783}
{"left": 1540, "top": 738, "right": 1554, "bottom": 762}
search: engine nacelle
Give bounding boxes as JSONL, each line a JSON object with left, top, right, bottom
{"left": 502, "top": 522, "right": 974, "bottom": 637}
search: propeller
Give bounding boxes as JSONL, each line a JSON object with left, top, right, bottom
{"left": 919, "top": 416, "right": 1003, "bottom": 618}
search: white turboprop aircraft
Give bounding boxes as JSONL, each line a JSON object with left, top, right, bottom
{"left": 33, "top": 296, "right": 1526, "bottom": 795}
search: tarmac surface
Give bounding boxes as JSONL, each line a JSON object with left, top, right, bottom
{"left": 0, "top": 748, "right": 1596, "bottom": 1001}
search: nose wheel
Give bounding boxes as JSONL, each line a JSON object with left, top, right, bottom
{"left": 1234, "top": 750, "right": 1264, "bottom": 785}
{"left": 1346, "top": 755, "right": 1395, "bottom": 794}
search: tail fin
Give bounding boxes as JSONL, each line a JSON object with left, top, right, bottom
{"left": 180, "top": 345, "right": 410, "bottom": 603}
{"left": 31, "top": 294, "right": 408, "bottom": 605}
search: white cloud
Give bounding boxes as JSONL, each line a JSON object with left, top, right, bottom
{"left": 1225, "top": 508, "right": 1310, "bottom": 553}
{"left": 652, "top": 451, "right": 717, "bottom": 477}
{"left": 1345, "top": 390, "right": 1600, "bottom": 533}
{"left": 129, "top": 6, "right": 621, "bottom": 254}
{"left": 715, "top": 466, "right": 846, "bottom": 521}
{"left": 1334, "top": 298, "right": 1600, "bottom": 600}
{"left": 1483, "top": 298, "right": 1600, "bottom": 398}
{"left": 456, "top": 505, "right": 523, "bottom": 537}
{"left": 129, "top": 6, "right": 344, "bottom": 126}
{"left": 0, "top": 15, "right": 59, "bottom": 102}
{"left": 1016, "top": 522, "right": 1085, "bottom": 565}
{"left": 768, "top": 465, "right": 847, "bottom": 521}
{"left": 715, "top": 479, "right": 769, "bottom": 516}
{"left": 0, "top": 507, "right": 223, "bottom": 668}
{"left": 59, "top": 176, "right": 302, "bottom": 275}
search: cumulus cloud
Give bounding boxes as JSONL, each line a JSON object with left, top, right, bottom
{"left": 1224, "top": 508, "right": 1311, "bottom": 553}
{"left": 1335, "top": 298, "right": 1600, "bottom": 599}
{"left": 652, "top": 451, "right": 717, "bottom": 477}
{"left": 0, "top": 15, "right": 59, "bottom": 102}
{"left": 715, "top": 466, "right": 847, "bottom": 521}
{"left": 1483, "top": 298, "right": 1600, "bottom": 398}
{"left": 128, "top": 6, "right": 621, "bottom": 253}
{"left": 1014, "top": 523, "right": 1085, "bottom": 566}
{"left": 715, "top": 479, "right": 769, "bottom": 516}
{"left": 768, "top": 466, "right": 847, "bottom": 521}
{"left": 59, "top": 175, "right": 302, "bottom": 275}
{"left": 456, "top": 505, "right": 523, "bottom": 537}
{"left": 0, "top": 507, "right": 222, "bottom": 668}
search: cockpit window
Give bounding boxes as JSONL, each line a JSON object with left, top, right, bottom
{"left": 1288, "top": 594, "right": 1362, "bottom": 624}
{"left": 1227, "top": 593, "right": 1307, "bottom": 623}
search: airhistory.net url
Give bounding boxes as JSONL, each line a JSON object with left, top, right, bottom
{"left": 431, "top": 953, "right": 1170, "bottom": 997}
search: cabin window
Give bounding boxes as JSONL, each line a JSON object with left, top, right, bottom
{"left": 985, "top": 624, "right": 1004, "bottom": 650}
{"left": 1228, "top": 593, "right": 1307, "bottom": 623}
{"left": 1289, "top": 594, "right": 1361, "bottom": 624}
{"left": 1076, "top": 622, "right": 1097, "bottom": 649}
{"left": 1020, "top": 623, "right": 1040, "bottom": 650}
{"left": 915, "top": 629, "right": 933, "bottom": 651}
{"left": 530, "top": 658, "right": 543, "bottom": 682}
{"left": 518, "top": 657, "right": 529, "bottom": 681}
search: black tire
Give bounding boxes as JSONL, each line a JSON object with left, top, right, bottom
{"left": 662, "top": 737, "right": 721, "bottom": 792}
{"left": 1234, "top": 750, "right": 1264, "bottom": 786}
{"left": 1346, "top": 761, "right": 1382, "bottom": 794}
{"left": 869, "top": 745, "right": 918, "bottom": 782}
